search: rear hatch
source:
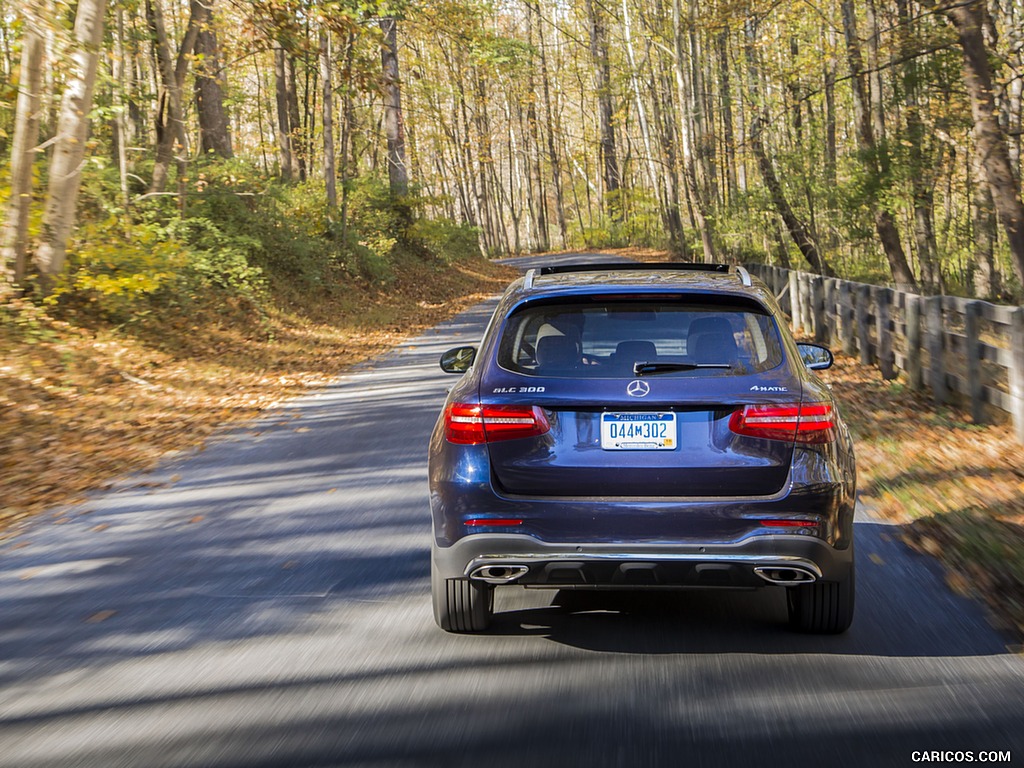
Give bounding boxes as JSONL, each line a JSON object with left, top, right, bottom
{"left": 481, "top": 296, "right": 803, "bottom": 498}
{"left": 483, "top": 379, "right": 802, "bottom": 497}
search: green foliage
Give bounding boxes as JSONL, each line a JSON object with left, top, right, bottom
{"left": 50, "top": 217, "right": 186, "bottom": 319}
{"left": 31, "top": 156, "right": 483, "bottom": 323}
{"left": 406, "top": 216, "right": 480, "bottom": 263}
{"left": 165, "top": 215, "right": 266, "bottom": 298}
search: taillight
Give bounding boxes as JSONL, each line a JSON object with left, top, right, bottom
{"left": 445, "top": 403, "right": 551, "bottom": 444}
{"left": 728, "top": 402, "right": 835, "bottom": 443}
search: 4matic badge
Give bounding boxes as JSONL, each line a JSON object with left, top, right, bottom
{"left": 749, "top": 385, "right": 788, "bottom": 392}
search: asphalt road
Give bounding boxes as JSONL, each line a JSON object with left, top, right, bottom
{"left": 2, "top": 255, "right": 1022, "bottom": 767}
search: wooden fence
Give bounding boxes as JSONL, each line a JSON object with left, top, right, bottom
{"left": 746, "top": 264, "right": 1024, "bottom": 444}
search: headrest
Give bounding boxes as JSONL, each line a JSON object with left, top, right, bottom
{"left": 614, "top": 340, "right": 657, "bottom": 361}
{"left": 692, "top": 332, "right": 738, "bottom": 365}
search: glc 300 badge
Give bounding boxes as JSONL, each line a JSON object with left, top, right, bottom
{"left": 627, "top": 380, "right": 651, "bottom": 397}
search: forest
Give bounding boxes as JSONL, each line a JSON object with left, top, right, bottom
{"left": 1, "top": 0, "right": 1023, "bottom": 313}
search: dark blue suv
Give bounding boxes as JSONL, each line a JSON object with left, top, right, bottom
{"left": 429, "top": 263, "right": 856, "bottom": 634}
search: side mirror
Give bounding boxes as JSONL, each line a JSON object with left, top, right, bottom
{"left": 797, "top": 342, "right": 834, "bottom": 371}
{"left": 440, "top": 345, "right": 477, "bottom": 374}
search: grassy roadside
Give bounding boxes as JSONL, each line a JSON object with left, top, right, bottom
{"left": 814, "top": 351, "right": 1024, "bottom": 641}
{"left": 0, "top": 255, "right": 515, "bottom": 538}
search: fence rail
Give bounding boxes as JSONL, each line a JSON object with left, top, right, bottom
{"left": 745, "top": 264, "right": 1024, "bottom": 444}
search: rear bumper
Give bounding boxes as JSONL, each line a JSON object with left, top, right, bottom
{"left": 432, "top": 533, "right": 854, "bottom": 589}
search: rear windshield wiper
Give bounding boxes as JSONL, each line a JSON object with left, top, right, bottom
{"left": 633, "top": 361, "right": 732, "bottom": 376}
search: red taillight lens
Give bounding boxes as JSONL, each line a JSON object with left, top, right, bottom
{"left": 729, "top": 402, "right": 835, "bottom": 444}
{"left": 445, "top": 403, "right": 551, "bottom": 444}
{"left": 465, "top": 518, "right": 524, "bottom": 527}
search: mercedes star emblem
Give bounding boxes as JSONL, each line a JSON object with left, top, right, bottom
{"left": 627, "top": 379, "right": 651, "bottom": 397}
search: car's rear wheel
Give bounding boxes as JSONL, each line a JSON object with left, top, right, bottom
{"left": 431, "top": 558, "right": 493, "bottom": 632}
{"left": 786, "top": 565, "right": 855, "bottom": 634}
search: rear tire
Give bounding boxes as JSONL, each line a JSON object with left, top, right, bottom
{"left": 787, "top": 566, "right": 855, "bottom": 634}
{"left": 432, "top": 558, "right": 492, "bottom": 632}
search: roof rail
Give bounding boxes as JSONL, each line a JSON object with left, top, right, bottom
{"left": 523, "top": 268, "right": 536, "bottom": 289}
{"left": 536, "top": 262, "right": 732, "bottom": 276}
{"left": 734, "top": 265, "right": 752, "bottom": 286}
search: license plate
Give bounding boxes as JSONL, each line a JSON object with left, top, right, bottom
{"left": 600, "top": 412, "right": 676, "bottom": 450}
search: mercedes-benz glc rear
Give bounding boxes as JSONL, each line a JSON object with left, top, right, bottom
{"left": 429, "top": 264, "right": 856, "bottom": 634}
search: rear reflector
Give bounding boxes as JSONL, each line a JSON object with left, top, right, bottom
{"left": 465, "top": 518, "right": 524, "bottom": 527}
{"left": 729, "top": 402, "right": 835, "bottom": 443}
{"left": 445, "top": 403, "right": 551, "bottom": 444}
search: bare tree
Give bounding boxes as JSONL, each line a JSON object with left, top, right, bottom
{"left": 840, "top": 0, "right": 917, "bottom": 290}
{"left": 146, "top": 0, "right": 201, "bottom": 193}
{"left": 33, "top": 0, "right": 107, "bottom": 288}
{"left": 194, "top": 0, "right": 233, "bottom": 159}
{"left": 0, "top": 11, "right": 45, "bottom": 295}
{"left": 321, "top": 26, "right": 337, "bottom": 214}
{"left": 379, "top": 16, "right": 409, "bottom": 200}
{"left": 923, "top": 0, "right": 1024, "bottom": 289}
{"left": 584, "top": 0, "right": 621, "bottom": 220}
{"left": 274, "top": 44, "right": 296, "bottom": 181}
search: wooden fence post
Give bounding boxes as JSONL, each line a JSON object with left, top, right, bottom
{"left": 802, "top": 273, "right": 813, "bottom": 337}
{"left": 905, "top": 294, "right": 923, "bottom": 390}
{"left": 810, "top": 277, "right": 824, "bottom": 343}
{"left": 964, "top": 301, "right": 985, "bottom": 423}
{"left": 839, "top": 282, "right": 856, "bottom": 356}
{"left": 825, "top": 278, "right": 837, "bottom": 345}
{"left": 856, "top": 284, "right": 872, "bottom": 365}
{"left": 1008, "top": 307, "right": 1024, "bottom": 443}
{"left": 925, "top": 296, "right": 946, "bottom": 406}
{"left": 788, "top": 270, "right": 799, "bottom": 327}
{"left": 875, "top": 286, "right": 895, "bottom": 379}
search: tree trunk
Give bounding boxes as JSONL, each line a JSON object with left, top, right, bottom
{"left": 715, "top": 31, "right": 737, "bottom": 202}
{"left": 584, "top": 0, "right": 621, "bottom": 220}
{"left": 972, "top": 141, "right": 998, "bottom": 299}
{"left": 194, "top": 0, "right": 233, "bottom": 159}
{"left": 938, "top": 0, "right": 1024, "bottom": 289}
{"left": 34, "top": 0, "right": 108, "bottom": 287}
{"left": 840, "top": 0, "right": 917, "bottom": 290}
{"left": 1, "top": 15, "right": 44, "bottom": 295}
{"left": 675, "top": 0, "right": 714, "bottom": 262}
{"left": 379, "top": 16, "right": 409, "bottom": 201}
{"left": 896, "top": 0, "right": 939, "bottom": 292}
{"left": 284, "top": 51, "right": 305, "bottom": 181}
{"left": 273, "top": 45, "right": 295, "bottom": 181}
{"left": 651, "top": 62, "right": 686, "bottom": 256}
{"left": 751, "top": 115, "right": 832, "bottom": 276}
{"left": 524, "top": 7, "right": 548, "bottom": 252}
{"left": 320, "top": 27, "right": 337, "bottom": 216}
{"left": 339, "top": 31, "right": 356, "bottom": 243}
{"left": 112, "top": 8, "right": 130, "bottom": 211}
{"left": 533, "top": 1, "right": 568, "bottom": 248}
{"left": 823, "top": 25, "right": 837, "bottom": 188}
{"left": 146, "top": 0, "right": 200, "bottom": 194}
{"left": 620, "top": 0, "right": 663, "bottom": 222}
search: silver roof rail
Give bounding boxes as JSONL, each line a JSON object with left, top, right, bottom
{"left": 734, "top": 265, "right": 752, "bottom": 287}
{"left": 524, "top": 268, "right": 536, "bottom": 289}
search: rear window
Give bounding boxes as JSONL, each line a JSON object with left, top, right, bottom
{"left": 496, "top": 299, "right": 784, "bottom": 378}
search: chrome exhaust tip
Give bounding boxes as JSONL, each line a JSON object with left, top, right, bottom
{"left": 469, "top": 564, "right": 530, "bottom": 584}
{"left": 753, "top": 566, "right": 817, "bottom": 585}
